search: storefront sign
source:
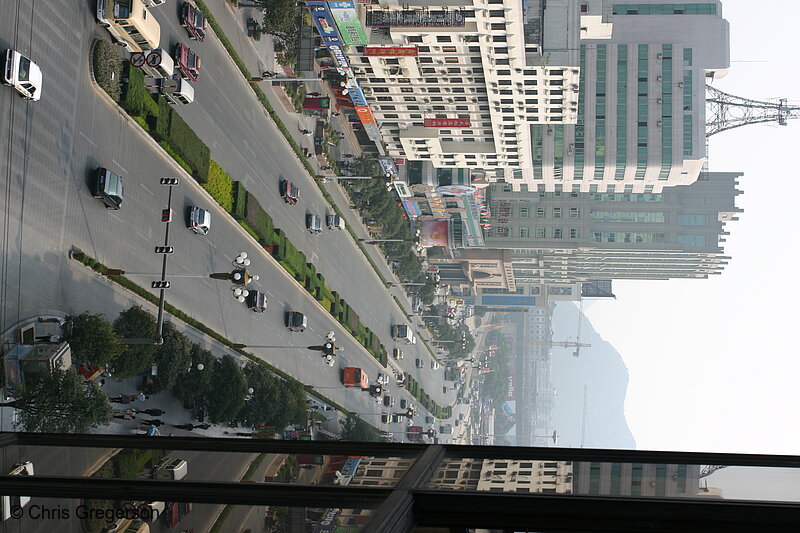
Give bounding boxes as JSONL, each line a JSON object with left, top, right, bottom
{"left": 424, "top": 118, "right": 471, "bottom": 128}
{"left": 403, "top": 201, "right": 421, "bottom": 217}
{"left": 419, "top": 221, "right": 449, "bottom": 247}
{"left": 378, "top": 157, "right": 399, "bottom": 176}
{"left": 354, "top": 106, "right": 376, "bottom": 125}
{"left": 326, "top": 44, "right": 351, "bottom": 73}
{"left": 364, "top": 46, "right": 418, "bottom": 57}
{"left": 306, "top": 1, "right": 343, "bottom": 45}
{"left": 327, "top": 1, "right": 368, "bottom": 44}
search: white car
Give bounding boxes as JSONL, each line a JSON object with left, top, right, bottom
{"left": 3, "top": 49, "right": 42, "bottom": 101}
{"left": 376, "top": 373, "right": 390, "bottom": 386}
{"left": 188, "top": 206, "right": 211, "bottom": 235}
{"left": 2, "top": 461, "right": 34, "bottom": 521}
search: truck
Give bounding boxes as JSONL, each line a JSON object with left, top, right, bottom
{"left": 140, "top": 48, "right": 174, "bottom": 79}
{"left": 439, "top": 424, "right": 453, "bottom": 435}
{"left": 152, "top": 458, "right": 188, "bottom": 480}
{"left": 343, "top": 367, "right": 368, "bottom": 389}
{"left": 392, "top": 324, "right": 416, "bottom": 345}
{"left": 174, "top": 42, "right": 201, "bottom": 82}
{"left": 165, "top": 502, "right": 192, "bottom": 527}
{"left": 407, "top": 425, "right": 426, "bottom": 443}
{"left": 150, "top": 75, "right": 194, "bottom": 105}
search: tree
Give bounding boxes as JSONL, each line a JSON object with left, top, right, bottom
{"left": 172, "top": 344, "right": 215, "bottom": 417}
{"left": 351, "top": 156, "right": 381, "bottom": 178}
{"left": 152, "top": 321, "right": 192, "bottom": 391}
{"left": 258, "top": 0, "right": 301, "bottom": 41}
{"left": 63, "top": 312, "right": 122, "bottom": 368}
{"left": 206, "top": 355, "right": 247, "bottom": 423}
{"left": 237, "top": 363, "right": 306, "bottom": 429}
{"left": 339, "top": 414, "right": 382, "bottom": 442}
{"left": 11, "top": 369, "right": 113, "bottom": 433}
{"left": 113, "top": 306, "right": 158, "bottom": 378}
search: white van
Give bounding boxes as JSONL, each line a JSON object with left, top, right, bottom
{"left": 154, "top": 458, "right": 188, "bottom": 480}
{"left": 326, "top": 214, "right": 345, "bottom": 230}
{"left": 392, "top": 324, "right": 416, "bottom": 345}
{"left": 141, "top": 48, "right": 174, "bottom": 79}
{"left": 156, "top": 75, "right": 194, "bottom": 105}
{"left": 2, "top": 49, "right": 42, "bottom": 101}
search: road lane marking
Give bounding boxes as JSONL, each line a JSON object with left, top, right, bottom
{"left": 111, "top": 159, "right": 127, "bottom": 173}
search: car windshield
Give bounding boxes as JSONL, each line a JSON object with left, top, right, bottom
{"left": 17, "top": 55, "right": 30, "bottom": 81}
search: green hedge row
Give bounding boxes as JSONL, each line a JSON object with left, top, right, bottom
{"left": 154, "top": 99, "right": 211, "bottom": 183}
{"left": 404, "top": 373, "right": 451, "bottom": 419}
{"left": 231, "top": 182, "right": 387, "bottom": 367}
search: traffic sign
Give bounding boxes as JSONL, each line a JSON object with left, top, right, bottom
{"left": 129, "top": 52, "right": 146, "bottom": 68}
{"left": 145, "top": 50, "right": 162, "bottom": 67}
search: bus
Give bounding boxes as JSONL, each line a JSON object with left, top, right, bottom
{"left": 342, "top": 367, "right": 369, "bottom": 389}
{"left": 96, "top": 0, "right": 161, "bottom": 53}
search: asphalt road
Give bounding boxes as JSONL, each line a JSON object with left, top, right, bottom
{"left": 0, "top": 0, "right": 452, "bottom": 430}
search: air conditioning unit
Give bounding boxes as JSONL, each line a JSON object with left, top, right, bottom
{"left": 656, "top": 97, "right": 663, "bottom": 103}
{"left": 656, "top": 119, "right": 663, "bottom": 127}
{"left": 678, "top": 81, "right": 685, "bottom": 87}
{"left": 656, "top": 75, "right": 663, "bottom": 81}
{"left": 656, "top": 53, "right": 663, "bottom": 59}
{"left": 568, "top": 147, "right": 574, "bottom": 155}
{"left": 547, "top": 127, "right": 554, "bottom": 135}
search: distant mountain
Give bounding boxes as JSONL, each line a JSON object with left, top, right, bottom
{"left": 549, "top": 303, "right": 636, "bottom": 449}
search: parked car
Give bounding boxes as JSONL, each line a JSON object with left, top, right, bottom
{"left": 415, "top": 358, "right": 424, "bottom": 369}
{"left": 306, "top": 214, "right": 322, "bottom": 234}
{"left": 381, "top": 412, "right": 390, "bottom": 424}
{"left": 459, "top": 413, "right": 465, "bottom": 421}
{"left": 175, "top": 43, "right": 201, "bottom": 82}
{"left": 2, "top": 49, "right": 42, "bottom": 101}
{"left": 181, "top": 1, "right": 206, "bottom": 41}
{"left": 187, "top": 206, "right": 211, "bottom": 235}
{"left": 280, "top": 179, "right": 299, "bottom": 205}
{"left": 2, "top": 461, "right": 33, "bottom": 521}
{"left": 392, "top": 348, "right": 404, "bottom": 360}
{"left": 442, "top": 385, "right": 447, "bottom": 394}
{"left": 376, "top": 373, "right": 390, "bottom": 386}
{"left": 383, "top": 395, "right": 395, "bottom": 407}
{"left": 431, "top": 361, "right": 440, "bottom": 370}
{"left": 286, "top": 311, "right": 306, "bottom": 332}
{"left": 400, "top": 398, "right": 408, "bottom": 409}
{"left": 93, "top": 167, "right": 124, "bottom": 210}
{"left": 245, "top": 290, "right": 267, "bottom": 312}
{"left": 391, "top": 413, "right": 403, "bottom": 424}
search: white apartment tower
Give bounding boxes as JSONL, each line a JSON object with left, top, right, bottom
{"left": 527, "top": 0, "right": 730, "bottom": 193}
{"left": 348, "top": 0, "right": 583, "bottom": 182}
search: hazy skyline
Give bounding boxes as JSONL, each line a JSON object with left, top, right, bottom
{"left": 584, "top": 0, "right": 800, "bottom": 455}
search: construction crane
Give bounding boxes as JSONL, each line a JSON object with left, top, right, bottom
{"left": 699, "top": 465, "right": 728, "bottom": 478}
{"left": 580, "top": 385, "right": 589, "bottom": 448}
{"left": 573, "top": 299, "right": 586, "bottom": 358}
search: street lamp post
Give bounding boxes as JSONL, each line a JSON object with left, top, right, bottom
{"left": 359, "top": 238, "right": 412, "bottom": 244}
{"left": 313, "top": 175, "right": 374, "bottom": 181}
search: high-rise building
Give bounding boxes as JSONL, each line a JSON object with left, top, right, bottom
{"left": 482, "top": 171, "right": 742, "bottom": 282}
{"left": 346, "top": 0, "right": 583, "bottom": 185}
{"left": 524, "top": 0, "right": 730, "bottom": 193}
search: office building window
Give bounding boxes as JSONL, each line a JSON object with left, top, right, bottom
{"left": 570, "top": 228, "right": 580, "bottom": 239}
{"left": 553, "top": 207, "right": 562, "bottom": 218}
{"left": 535, "top": 227, "right": 546, "bottom": 238}
{"left": 569, "top": 207, "right": 580, "bottom": 218}
{"left": 553, "top": 228, "right": 563, "bottom": 238}
{"left": 520, "top": 228, "right": 530, "bottom": 238}
{"left": 536, "top": 208, "right": 546, "bottom": 218}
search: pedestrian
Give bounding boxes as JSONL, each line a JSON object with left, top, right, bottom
{"left": 343, "top": 153, "right": 354, "bottom": 158}
{"left": 307, "top": 91, "right": 321, "bottom": 97}
{"left": 195, "top": 423, "right": 211, "bottom": 430}
{"left": 142, "top": 419, "right": 163, "bottom": 427}
{"left": 137, "top": 392, "right": 148, "bottom": 401}
{"left": 136, "top": 408, "right": 165, "bottom": 416}
{"left": 110, "top": 394, "right": 137, "bottom": 404}
{"left": 99, "top": 379, "right": 106, "bottom": 387}
{"left": 173, "top": 423, "right": 195, "bottom": 431}
{"left": 113, "top": 409, "right": 135, "bottom": 421}
{"left": 302, "top": 129, "right": 313, "bottom": 136}
{"left": 35, "top": 334, "right": 62, "bottom": 343}
{"left": 332, "top": 112, "right": 341, "bottom": 117}
{"left": 261, "top": 70, "right": 276, "bottom": 78}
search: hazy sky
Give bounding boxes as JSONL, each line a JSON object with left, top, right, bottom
{"left": 583, "top": 0, "right": 800, "bottom": 455}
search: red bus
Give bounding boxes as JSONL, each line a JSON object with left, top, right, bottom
{"left": 407, "top": 425, "right": 425, "bottom": 443}
{"left": 343, "top": 367, "right": 369, "bottom": 389}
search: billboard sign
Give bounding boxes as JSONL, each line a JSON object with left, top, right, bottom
{"left": 424, "top": 118, "right": 471, "bottom": 128}
{"left": 326, "top": 44, "right": 352, "bottom": 74}
{"left": 364, "top": 46, "right": 418, "bottom": 57}
{"left": 344, "top": 77, "right": 368, "bottom": 106}
{"left": 302, "top": 97, "right": 330, "bottom": 110}
{"left": 378, "top": 157, "right": 399, "bottom": 176}
{"left": 327, "top": 1, "right": 368, "bottom": 45}
{"left": 306, "top": 2, "right": 343, "bottom": 45}
{"left": 402, "top": 201, "right": 421, "bottom": 217}
{"left": 419, "top": 221, "right": 449, "bottom": 247}
{"left": 354, "top": 106, "right": 376, "bottom": 125}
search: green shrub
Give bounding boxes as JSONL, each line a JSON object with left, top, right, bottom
{"left": 92, "top": 40, "right": 122, "bottom": 101}
{"left": 239, "top": 221, "right": 260, "bottom": 241}
{"left": 244, "top": 194, "right": 275, "bottom": 240}
{"left": 167, "top": 109, "right": 211, "bottom": 183}
{"left": 204, "top": 160, "right": 234, "bottom": 211}
{"left": 158, "top": 141, "right": 193, "bottom": 175}
{"left": 232, "top": 181, "right": 248, "bottom": 220}
{"left": 121, "top": 67, "right": 153, "bottom": 117}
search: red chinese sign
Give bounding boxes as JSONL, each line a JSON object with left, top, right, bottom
{"left": 364, "top": 46, "right": 419, "bottom": 57}
{"left": 424, "top": 118, "right": 471, "bottom": 128}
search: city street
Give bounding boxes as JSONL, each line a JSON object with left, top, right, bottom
{"left": 0, "top": 0, "right": 452, "bottom": 430}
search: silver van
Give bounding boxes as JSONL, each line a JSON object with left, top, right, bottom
{"left": 141, "top": 48, "right": 174, "bottom": 79}
{"left": 326, "top": 214, "right": 345, "bottom": 230}
{"left": 158, "top": 75, "right": 194, "bottom": 105}
{"left": 306, "top": 214, "right": 322, "bottom": 234}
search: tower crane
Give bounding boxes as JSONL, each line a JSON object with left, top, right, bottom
{"left": 580, "top": 385, "right": 589, "bottom": 448}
